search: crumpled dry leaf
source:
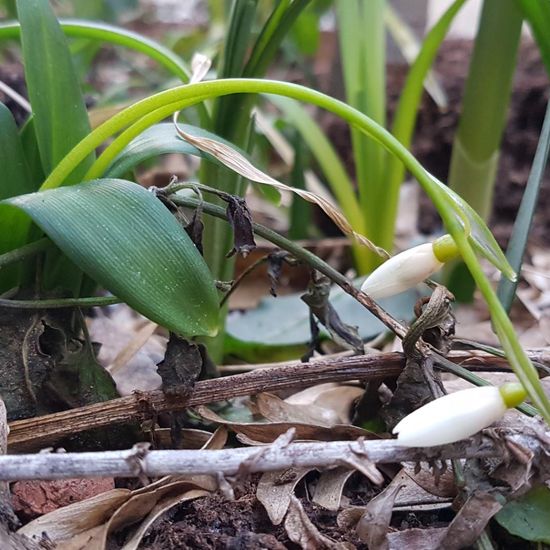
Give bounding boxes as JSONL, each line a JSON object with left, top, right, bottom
{"left": 312, "top": 467, "right": 355, "bottom": 511}
{"left": 403, "top": 463, "right": 457, "bottom": 500}
{"left": 284, "top": 495, "right": 350, "bottom": 550}
{"left": 19, "top": 428, "right": 227, "bottom": 549}
{"left": 286, "top": 383, "right": 363, "bottom": 424}
{"left": 301, "top": 271, "right": 363, "bottom": 353}
{"left": 196, "top": 404, "right": 374, "bottom": 443}
{"left": 257, "top": 467, "right": 312, "bottom": 525}
{"left": 225, "top": 194, "right": 257, "bottom": 257}
{"left": 87, "top": 306, "right": 166, "bottom": 395}
{"left": 257, "top": 392, "right": 339, "bottom": 427}
{"left": 355, "top": 480, "right": 403, "bottom": 549}
{"left": 174, "top": 121, "right": 388, "bottom": 258}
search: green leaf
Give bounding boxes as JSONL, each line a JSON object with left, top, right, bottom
{"left": 515, "top": 0, "right": 550, "bottom": 76}
{"left": 106, "top": 123, "right": 226, "bottom": 178}
{"left": 495, "top": 486, "right": 550, "bottom": 543}
{"left": 498, "top": 99, "right": 550, "bottom": 312}
{"left": 0, "top": 103, "right": 34, "bottom": 291}
{"left": 4, "top": 179, "right": 220, "bottom": 337}
{"left": 226, "top": 277, "right": 417, "bottom": 347}
{"left": 431, "top": 176, "right": 516, "bottom": 281}
{"left": 16, "top": 0, "right": 93, "bottom": 181}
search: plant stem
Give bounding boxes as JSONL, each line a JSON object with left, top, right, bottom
{"left": 34, "top": 77, "right": 549, "bottom": 421}
{"left": 171, "top": 194, "right": 407, "bottom": 338}
{"left": 0, "top": 238, "right": 50, "bottom": 270}
{"left": 0, "top": 295, "right": 119, "bottom": 309}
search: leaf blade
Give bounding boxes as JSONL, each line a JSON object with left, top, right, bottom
{"left": 16, "top": 0, "right": 93, "bottom": 180}
{"left": 4, "top": 179, "right": 220, "bottom": 337}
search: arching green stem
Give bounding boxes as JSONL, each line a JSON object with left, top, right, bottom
{"left": 38, "top": 77, "right": 550, "bottom": 422}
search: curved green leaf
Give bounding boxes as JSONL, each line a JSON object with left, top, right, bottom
{"left": 16, "top": 0, "right": 93, "bottom": 181}
{"left": 3, "top": 179, "right": 219, "bottom": 337}
{"left": 0, "top": 18, "right": 190, "bottom": 82}
{"left": 515, "top": 0, "right": 550, "bottom": 76}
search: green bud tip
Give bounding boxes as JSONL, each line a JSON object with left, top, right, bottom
{"left": 432, "top": 234, "right": 460, "bottom": 263}
{"left": 499, "top": 382, "right": 527, "bottom": 409}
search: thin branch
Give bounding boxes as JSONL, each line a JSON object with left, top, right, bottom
{"left": 170, "top": 196, "right": 408, "bottom": 338}
{"left": 8, "top": 352, "right": 404, "bottom": 452}
{"left": 0, "top": 436, "right": 505, "bottom": 481}
{"left": 8, "top": 350, "right": 524, "bottom": 453}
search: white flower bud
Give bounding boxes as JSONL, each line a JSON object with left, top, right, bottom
{"left": 392, "top": 383, "right": 526, "bottom": 447}
{"left": 360, "top": 235, "right": 459, "bottom": 299}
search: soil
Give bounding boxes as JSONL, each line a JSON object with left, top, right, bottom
{"left": 135, "top": 478, "right": 367, "bottom": 550}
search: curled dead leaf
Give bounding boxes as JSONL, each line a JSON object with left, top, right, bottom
{"left": 174, "top": 121, "right": 388, "bottom": 258}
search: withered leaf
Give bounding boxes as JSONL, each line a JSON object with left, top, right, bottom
{"left": 184, "top": 207, "right": 204, "bottom": 254}
{"left": 156, "top": 334, "right": 202, "bottom": 398}
{"left": 257, "top": 468, "right": 311, "bottom": 525}
{"left": 267, "top": 251, "right": 288, "bottom": 297}
{"left": 225, "top": 195, "right": 256, "bottom": 258}
{"left": 301, "top": 272, "right": 363, "bottom": 353}
{"left": 312, "top": 467, "right": 355, "bottom": 511}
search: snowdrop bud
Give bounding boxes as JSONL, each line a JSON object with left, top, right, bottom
{"left": 360, "top": 235, "right": 459, "bottom": 299}
{"left": 392, "top": 383, "right": 527, "bottom": 447}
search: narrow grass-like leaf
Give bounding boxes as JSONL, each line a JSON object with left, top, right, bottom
{"left": 16, "top": 0, "right": 93, "bottom": 181}
{"left": 0, "top": 19, "right": 191, "bottom": 83}
{"left": 4, "top": 179, "right": 219, "bottom": 337}
{"left": 498, "top": 99, "right": 550, "bottom": 312}
{"left": 515, "top": 0, "right": 550, "bottom": 76}
{"left": 383, "top": 0, "right": 467, "bottom": 243}
{"left": 0, "top": 103, "right": 34, "bottom": 291}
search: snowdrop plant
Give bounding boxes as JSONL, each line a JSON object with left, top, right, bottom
{"left": 393, "top": 383, "right": 527, "bottom": 447}
{"left": 360, "top": 234, "right": 459, "bottom": 299}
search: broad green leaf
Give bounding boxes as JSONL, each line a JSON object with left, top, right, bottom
{"left": 431, "top": 176, "right": 516, "bottom": 281}
{"left": 4, "top": 179, "right": 220, "bottom": 337}
{"left": 226, "top": 277, "right": 417, "bottom": 348}
{"left": 495, "top": 486, "right": 550, "bottom": 543}
{"left": 0, "top": 103, "right": 34, "bottom": 291}
{"left": 16, "top": 0, "right": 93, "bottom": 181}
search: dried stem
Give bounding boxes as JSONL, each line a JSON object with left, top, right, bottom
{"left": 9, "top": 352, "right": 403, "bottom": 452}
{"left": 0, "top": 436, "right": 505, "bottom": 481}
{"left": 8, "top": 350, "right": 525, "bottom": 452}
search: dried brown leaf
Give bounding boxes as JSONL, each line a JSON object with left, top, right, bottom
{"left": 18, "top": 489, "right": 131, "bottom": 541}
{"left": 309, "top": 386, "right": 364, "bottom": 424}
{"left": 403, "top": 464, "right": 457, "bottom": 499}
{"left": 312, "top": 467, "right": 355, "bottom": 511}
{"left": 121, "top": 489, "right": 209, "bottom": 550}
{"left": 257, "top": 468, "right": 311, "bottom": 525}
{"left": 355, "top": 480, "right": 404, "bottom": 548}
{"left": 387, "top": 527, "right": 446, "bottom": 549}
{"left": 196, "top": 405, "right": 372, "bottom": 443}
{"left": 257, "top": 393, "right": 338, "bottom": 427}
{"left": 174, "top": 122, "right": 387, "bottom": 258}
{"left": 284, "top": 495, "right": 338, "bottom": 550}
